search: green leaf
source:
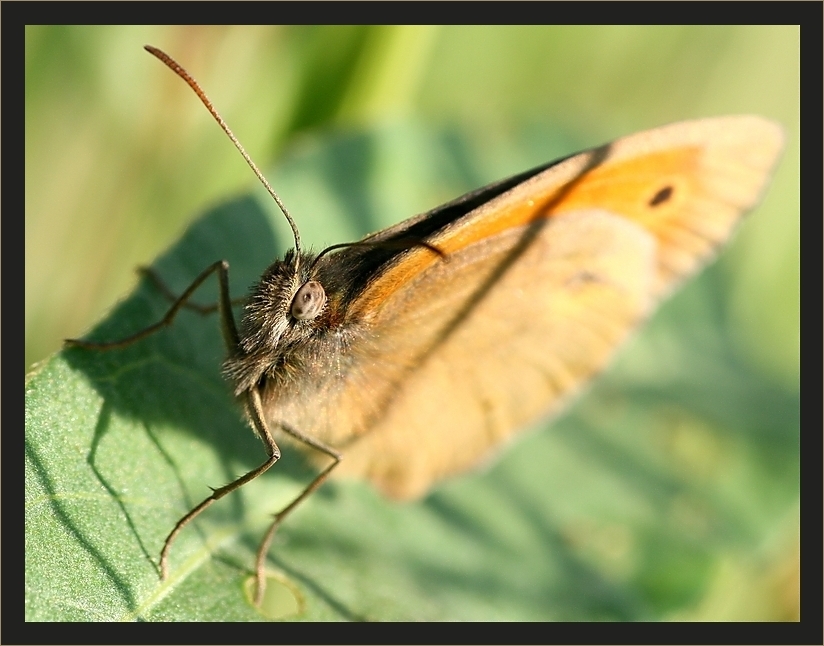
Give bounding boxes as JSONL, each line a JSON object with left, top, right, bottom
{"left": 25, "top": 123, "right": 798, "bottom": 621}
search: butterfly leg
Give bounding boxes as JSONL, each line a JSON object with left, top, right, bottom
{"left": 138, "top": 265, "right": 246, "bottom": 314}
{"left": 159, "top": 388, "right": 282, "bottom": 582}
{"left": 64, "top": 260, "right": 274, "bottom": 582}
{"left": 64, "top": 260, "right": 240, "bottom": 351}
{"left": 253, "top": 423, "right": 342, "bottom": 606}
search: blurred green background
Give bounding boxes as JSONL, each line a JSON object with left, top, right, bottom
{"left": 25, "top": 26, "right": 799, "bottom": 621}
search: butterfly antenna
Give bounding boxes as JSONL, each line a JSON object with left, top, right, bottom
{"left": 308, "top": 238, "right": 447, "bottom": 275}
{"left": 144, "top": 45, "right": 302, "bottom": 256}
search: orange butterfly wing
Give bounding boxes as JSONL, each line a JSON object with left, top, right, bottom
{"left": 271, "top": 116, "right": 784, "bottom": 499}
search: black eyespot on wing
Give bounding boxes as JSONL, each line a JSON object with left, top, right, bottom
{"left": 649, "top": 185, "right": 673, "bottom": 207}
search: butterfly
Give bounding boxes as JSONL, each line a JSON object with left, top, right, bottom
{"left": 66, "top": 46, "right": 784, "bottom": 606}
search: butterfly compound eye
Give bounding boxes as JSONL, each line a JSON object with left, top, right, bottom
{"left": 290, "top": 280, "right": 327, "bottom": 321}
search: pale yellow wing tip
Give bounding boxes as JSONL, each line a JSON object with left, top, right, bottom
{"left": 719, "top": 114, "right": 786, "bottom": 164}
{"left": 722, "top": 114, "right": 785, "bottom": 145}
{"left": 653, "top": 115, "right": 784, "bottom": 159}
{"left": 702, "top": 115, "right": 785, "bottom": 210}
